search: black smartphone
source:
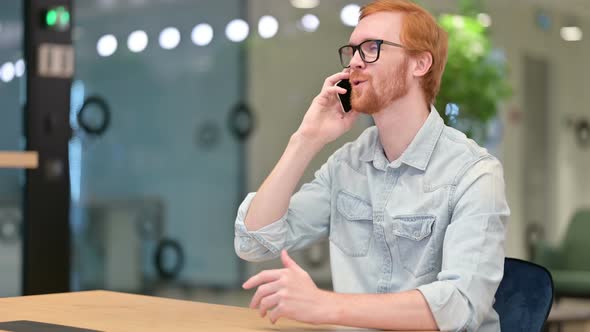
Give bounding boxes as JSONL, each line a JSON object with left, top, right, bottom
{"left": 336, "top": 79, "right": 352, "bottom": 113}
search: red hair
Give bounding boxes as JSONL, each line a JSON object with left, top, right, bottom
{"left": 360, "top": 0, "right": 448, "bottom": 105}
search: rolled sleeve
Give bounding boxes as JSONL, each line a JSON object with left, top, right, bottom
{"left": 234, "top": 193, "right": 290, "bottom": 262}
{"left": 234, "top": 157, "right": 334, "bottom": 263}
{"left": 418, "top": 158, "right": 509, "bottom": 332}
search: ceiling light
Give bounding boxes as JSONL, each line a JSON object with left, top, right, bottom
{"left": 0, "top": 62, "right": 15, "bottom": 83}
{"left": 341, "top": 4, "right": 360, "bottom": 27}
{"left": 226, "top": 19, "right": 249, "bottom": 42}
{"left": 127, "top": 30, "right": 148, "bottom": 53}
{"left": 299, "top": 14, "right": 320, "bottom": 32}
{"left": 477, "top": 13, "right": 491, "bottom": 28}
{"left": 97, "top": 34, "right": 117, "bottom": 57}
{"left": 192, "top": 23, "right": 214, "bottom": 46}
{"left": 159, "top": 27, "right": 181, "bottom": 50}
{"left": 561, "top": 26, "right": 583, "bottom": 41}
{"left": 258, "top": 15, "right": 279, "bottom": 39}
{"left": 290, "top": 0, "right": 319, "bottom": 9}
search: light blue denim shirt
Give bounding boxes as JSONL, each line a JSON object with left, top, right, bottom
{"left": 234, "top": 108, "right": 510, "bottom": 332}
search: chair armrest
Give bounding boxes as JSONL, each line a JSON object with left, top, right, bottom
{"left": 533, "top": 241, "right": 563, "bottom": 269}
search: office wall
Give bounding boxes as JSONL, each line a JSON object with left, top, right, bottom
{"left": 488, "top": 1, "right": 590, "bottom": 255}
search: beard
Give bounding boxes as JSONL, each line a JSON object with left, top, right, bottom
{"left": 350, "top": 56, "right": 410, "bottom": 114}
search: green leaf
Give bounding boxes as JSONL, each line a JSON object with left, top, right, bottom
{"left": 436, "top": 6, "right": 512, "bottom": 144}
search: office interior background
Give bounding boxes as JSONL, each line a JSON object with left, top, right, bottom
{"left": 0, "top": 0, "right": 589, "bottom": 329}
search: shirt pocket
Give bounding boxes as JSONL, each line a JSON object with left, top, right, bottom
{"left": 391, "top": 214, "right": 437, "bottom": 277}
{"left": 329, "top": 190, "right": 373, "bottom": 257}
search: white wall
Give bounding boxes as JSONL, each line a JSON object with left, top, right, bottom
{"left": 487, "top": 1, "right": 590, "bottom": 255}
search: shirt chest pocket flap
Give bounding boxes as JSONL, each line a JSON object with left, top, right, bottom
{"left": 330, "top": 190, "right": 374, "bottom": 257}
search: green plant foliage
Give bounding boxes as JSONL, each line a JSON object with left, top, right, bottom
{"left": 435, "top": 10, "right": 512, "bottom": 142}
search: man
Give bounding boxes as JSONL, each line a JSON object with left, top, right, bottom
{"left": 234, "top": 0, "right": 509, "bottom": 331}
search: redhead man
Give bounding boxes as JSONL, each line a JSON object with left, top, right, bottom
{"left": 234, "top": 0, "right": 509, "bottom": 331}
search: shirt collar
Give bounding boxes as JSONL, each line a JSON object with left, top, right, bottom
{"left": 359, "top": 105, "right": 445, "bottom": 171}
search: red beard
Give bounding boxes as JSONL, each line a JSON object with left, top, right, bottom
{"left": 350, "top": 56, "right": 410, "bottom": 114}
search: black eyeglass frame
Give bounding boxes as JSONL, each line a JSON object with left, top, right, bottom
{"left": 338, "top": 39, "right": 405, "bottom": 68}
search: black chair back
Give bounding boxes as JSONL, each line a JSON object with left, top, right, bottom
{"left": 494, "top": 258, "right": 554, "bottom": 332}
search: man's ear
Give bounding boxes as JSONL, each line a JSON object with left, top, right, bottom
{"left": 413, "top": 52, "right": 433, "bottom": 78}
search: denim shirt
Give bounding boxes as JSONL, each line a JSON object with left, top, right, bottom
{"left": 234, "top": 108, "right": 510, "bottom": 332}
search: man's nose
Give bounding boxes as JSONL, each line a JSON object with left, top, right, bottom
{"left": 348, "top": 49, "right": 365, "bottom": 69}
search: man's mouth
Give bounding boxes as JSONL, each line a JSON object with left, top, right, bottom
{"left": 352, "top": 80, "right": 366, "bottom": 87}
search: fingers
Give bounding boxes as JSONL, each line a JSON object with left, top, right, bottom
{"left": 323, "top": 86, "right": 347, "bottom": 96}
{"left": 268, "top": 303, "right": 286, "bottom": 325}
{"left": 259, "top": 292, "right": 281, "bottom": 318}
{"left": 281, "top": 250, "right": 305, "bottom": 274}
{"left": 322, "top": 71, "right": 350, "bottom": 90}
{"left": 312, "top": 72, "right": 350, "bottom": 110}
{"left": 315, "top": 86, "right": 347, "bottom": 106}
{"left": 334, "top": 86, "right": 348, "bottom": 94}
{"left": 249, "top": 280, "right": 282, "bottom": 309}
{"left": 280, "top": 250, "right": 295, "bottom": 269}
{"left": 242, "top": 269, "right": 284, "bottom": 290}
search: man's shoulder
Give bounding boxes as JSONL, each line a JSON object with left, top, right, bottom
{"left": 430, "top": 125, "right": 502, "bottom": 184}
{"left": 438, "top": 125, "right": 489, "bottom": 156}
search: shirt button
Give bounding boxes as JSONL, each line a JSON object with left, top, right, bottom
{"left": 240, "top": 238, "right": 252, "bottom": 251}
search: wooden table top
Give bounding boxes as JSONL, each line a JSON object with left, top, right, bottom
{"left": 0, "top": 151, "right": 38, "bottom": 169}
{"left": 0, "top": 290, "right": 425, "bottom": 332}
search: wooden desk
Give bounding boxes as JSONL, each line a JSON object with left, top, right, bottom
{"left": 0, "top": 290, "right": 426, "bottom": 331}
{"left": 0, "top": 151, "right": 38, "bottom": 169}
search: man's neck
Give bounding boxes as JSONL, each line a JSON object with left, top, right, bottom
{"left": 372, "top": 91, "right": 430, "bottom": 162}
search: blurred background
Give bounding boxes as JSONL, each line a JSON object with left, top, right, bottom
{"left": 0, "top": 0, "right": 589, "bottom": 330}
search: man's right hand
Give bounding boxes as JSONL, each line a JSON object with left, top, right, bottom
{"left": 295, "top": 71, "right": 361, "bottom": 146}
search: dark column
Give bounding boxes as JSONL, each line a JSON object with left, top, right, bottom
{"left": 22, "top": 0, "right": 73, "bottom": 295}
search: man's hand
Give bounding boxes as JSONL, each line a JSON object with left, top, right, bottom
{"left": 295, "top": 71, "right": 360, "bottom": 147}
{"left": 242, "top": 250, "right": 333, "bottom": 325}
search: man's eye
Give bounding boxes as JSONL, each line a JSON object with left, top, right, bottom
{"left": 363, "top": 42, "right": 378, "bottom": 52}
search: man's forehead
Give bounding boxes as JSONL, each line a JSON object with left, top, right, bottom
{"left": 349, "top": 11, "right": 403, "bottom": 44}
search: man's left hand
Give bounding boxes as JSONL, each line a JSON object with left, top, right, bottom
{"left": 242, "top": 249, "right": 333, "bottom": 325}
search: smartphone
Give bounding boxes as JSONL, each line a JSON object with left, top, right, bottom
{"left": 336, "top": 79, "right": 352, "bottom": 113}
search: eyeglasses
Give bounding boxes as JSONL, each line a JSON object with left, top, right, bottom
{"left": 338, "top": 39, "right": 405, "bottom": 68}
